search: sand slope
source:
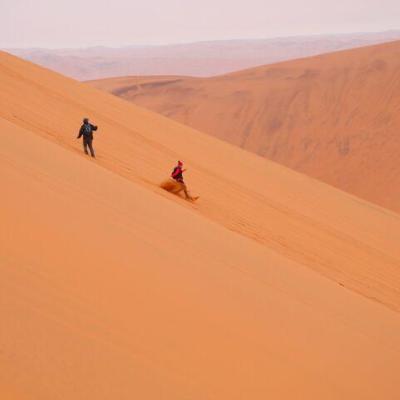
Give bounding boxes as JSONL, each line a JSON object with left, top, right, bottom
{"left": 90, "top": 41, "right": 400, "bottom": 212}
{"left": 2, "top": 50, "right": 400, "bottom": 310}
{"left": 1, "top": 51, "right": 400, "bottom": 398}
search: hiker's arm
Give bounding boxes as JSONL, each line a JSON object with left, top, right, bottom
{"left": 91, "top": 124, "right": 98, "bottom": 131}
{"left": 77, "top": 126, "right": 83, "bottom": 138}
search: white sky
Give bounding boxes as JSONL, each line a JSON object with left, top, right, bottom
{"left": 2, "top": 0, "right": 400, "bottom": 48}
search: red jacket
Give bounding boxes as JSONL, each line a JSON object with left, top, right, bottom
{"left": 171, "top": 166, "right": 184, "bottom": 182}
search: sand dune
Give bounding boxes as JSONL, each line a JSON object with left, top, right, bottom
{"left": 1, "top": 51, "right": 400, "bottom": 398}
{"left": 7, "top": 30, "right": 400, "bottom": 80}
{"left": 90, "top": 41, "right": 400, "bottom": 212}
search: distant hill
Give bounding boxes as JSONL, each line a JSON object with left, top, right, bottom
{"left": 7, "top": 30, "right": 400, "bottom": 80}
{"left": 90, "top": 40, "right": 400, "bottom": 212}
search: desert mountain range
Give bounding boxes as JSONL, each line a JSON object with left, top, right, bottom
{"left": 7, "top": 30, "right": 400, "bottom": 80}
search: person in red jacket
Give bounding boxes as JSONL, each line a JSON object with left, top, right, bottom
{"left": 171, "top": 160, "right": 198, "bottom": 200}
{"left": 171, "top": 160, "right": 186, "bottom": 184}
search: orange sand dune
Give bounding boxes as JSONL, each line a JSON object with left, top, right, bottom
{"left": 90, "top": 41, "right": 400, "bottom": 212}
{"left": 2, "top": 49, "right": 400, "bottom": 310}
{"left": 1, "top": 51, "right": 400, "bottom": 398}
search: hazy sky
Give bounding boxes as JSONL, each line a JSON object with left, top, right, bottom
{"left": 2, "top": 0, "right": 400, "bottom": 48}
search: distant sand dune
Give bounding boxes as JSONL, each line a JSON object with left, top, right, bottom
{"left": 90, "top": 40, "right": 400, "bottom": 213}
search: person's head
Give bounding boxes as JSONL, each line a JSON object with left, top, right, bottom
{"left": 178, "top": 160, "right": 183, "bottom": 167}
{"left": 83, "top": 117, "right": 89, "bottom": 124}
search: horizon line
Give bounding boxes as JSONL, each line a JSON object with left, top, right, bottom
{"left": 3, "top": 28, "right": 400, "bottom": 51}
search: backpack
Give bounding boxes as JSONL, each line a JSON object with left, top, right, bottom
{"left": 83, "top": 124, "right": 92, "bottom": 135}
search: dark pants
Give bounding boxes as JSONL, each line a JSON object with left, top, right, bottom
{"left": 83, "top": 137, "right": 95, "bottom": 157}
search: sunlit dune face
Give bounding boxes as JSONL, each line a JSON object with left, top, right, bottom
{"left": 89, "top": 40, "right": 400, "bottom": 212}
{"left": 1, "top": 50, "right": 400, "bottom": 400}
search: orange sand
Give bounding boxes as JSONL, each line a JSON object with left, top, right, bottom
{"left": 90, "top": 41, "right": 400, "bottom": 212}
{"left": 1, "top": 51, "right": 400, "bottom": 399}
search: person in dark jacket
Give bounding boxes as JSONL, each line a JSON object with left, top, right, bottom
{"left": 77, "top": 118, "right": 98, "bottom": 157}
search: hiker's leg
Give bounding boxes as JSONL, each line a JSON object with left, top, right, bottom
{"left": 173, "top": 181, "right": 185, "bottom": 195}
{"left": 83, "top": 138, "right": 89, "bottom": 155}
{"left": 182, "top": 184, "right": 191, "bottom": 199}
{"left": 176, "top": 181, "right": 189, "bottom": 198}
{"left": 87, "top": 139, "right": 95, "bottom": 158}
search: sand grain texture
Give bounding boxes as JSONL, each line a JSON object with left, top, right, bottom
{"left": 1, "top": 51, "right": 400, "bottom": 399}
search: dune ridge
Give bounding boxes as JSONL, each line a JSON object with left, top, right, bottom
{"left": 89, "top": 40, "right": 400, "bottom": 212}
{"left": 1, "top": 51, "right": 400, "bottom": 398}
